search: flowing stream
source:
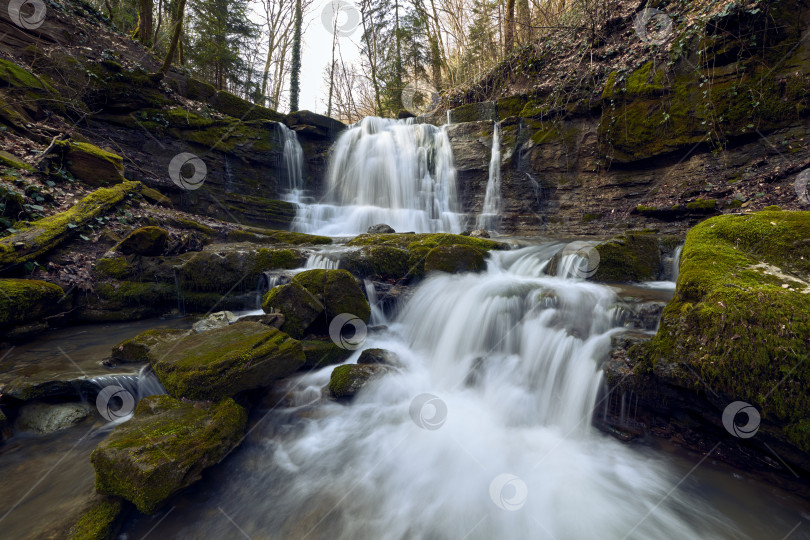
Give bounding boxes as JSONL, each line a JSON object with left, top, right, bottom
{"left": 120, "top": 246, "right": 810, "bottom": 539}
{"left": 291, "top": 117, "right": 464, "bottom": 236}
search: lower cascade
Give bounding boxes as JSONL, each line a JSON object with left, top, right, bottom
{"left": 128, "top": 246, "right": 746, "bottom": 538}
{"left": 292, "top": 117, "right": 464, "bottom": 236}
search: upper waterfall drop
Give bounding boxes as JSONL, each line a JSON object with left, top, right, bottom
{"left": 291, "top": 117, "right": 464, "bottom": 236}
{"left": 277, "top": 122, "right": 306, "bottom": 205}
{"left": 476, "top": 122, "right": 502, "bottom": 231}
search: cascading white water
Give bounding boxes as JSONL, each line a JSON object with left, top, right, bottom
{"left": 476, "top": 122, "right": 503, "bottom": 231}
{"left": 138, "top": 245, "right": 745, "bottom": 539}
{"left": 671, "top": 244, "right": 684, "bottom": 281}
{"left": 363, "top": 278, "right": 386, "bottom": 325}
{"left": 292, "top": 117, "right": 464, "bottom": 236}
{"left": 277, "top": 122, "right": 306, "bottom": 206}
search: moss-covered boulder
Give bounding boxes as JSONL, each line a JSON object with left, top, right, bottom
{"left": 328, "top": 364, "right": 390, "bottom": 400}
{"left": 358, "top": 348, "right": 401, "bottom": 367}
{"left": 262, "top": 282, "right": 324, "bottom": 339}
{"left": 94, "top": 256, "right": 133, "bottom": 280}
{"left": 91, "top": 395, "right": 247, "bottom": 514}
{"left": 424, "top": 245, "right": 486, "bottom": 274}
{"left": 0, "top": 279, "right": 64, "bottom": 328}
{"left": 365, "top": 246, "right": 409, "bottom": 280}
{"left": 635, "top": 210, "right": 810, "bottom": 451}
{"left": 67, "top": 496, "right": 126, "bottom": 540}
{"left": 111, "top": 328, "right": 190, "bottom": 365}
{"left": 592, "top": 233, "right": 661, "bottom": 283}
{"left": 293, "top": 269, "right": 371, "bottom": 323}
{"left": 115, "top": 226, "right": 168, "bottom": 256}
{"left": 54, "top": 140, "right": 126, "bottom": 186}
{"left": 301, "top": 338, "right": 354, "bottom": 370}
{"left": 149, "top": 322, "right": 305, "bottom": 400}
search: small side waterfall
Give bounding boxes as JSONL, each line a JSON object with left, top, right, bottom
{"left": 476, "top": 123, "right": 502, "bottom": 231}
{"left": 278, "top": 122, "right": 306, "bottom": 205}
{"left": 671, "top": 244, "right": 684, "bottom": 281}
{"left": 363, "top": 279, "right": 386, "bottom": 325}
{"left": 292, "top": 117, "right": 464, "bottom": 236}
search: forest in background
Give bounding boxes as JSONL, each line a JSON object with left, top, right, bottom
{"left": 98, "top": 0, "right": 604, "bottom": 122}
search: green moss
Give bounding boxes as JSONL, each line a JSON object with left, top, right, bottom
{"left": 0, "top": 279, "right": 64, "bottom": 327}
{"left": 211, "top": 91, "right": 285, "bottom": 122}
{"left": 292, "top": 269, "right": 371, "bottom": 323}
{"left": 95, "top": 281, "right": 175, "bottom": 307}
{"left": 328, "top": 364, "right": 387, "bottom": 399}
{"left": 262, "top": 282, "right": 324, "bottom": 338}
{"left": 593, "top": 232, "right": 661, "bottom": 282}
{"left": 364, "top": 245, "right": 409, "bottom": 280}
{"left": 496, "top": 95, "right": 529, "bottom": 119}
{"left": 582, "top": 213, "right": 602, "bottom": 223}
{"left": 53, "top": 140, "right": 125, "bottom": 186}
{"left": 644, "top": 210, "right": 810, "bottom": 449}
{"left": 686, "top": 198, "right": 717, "bottom": 212}
{"left": 112, "top": 328, "right": 188, "bottom": 364}
{"left": 424, "top": 245, "right": 486, "bottom": 274}
{"left": 94, "top": 256, "right": 133, "bottom": 280}
{"left": 67, "top": 497, "right": 124, "bottom": 540}
{"left": 0, "top": 58, "right": 56, "bottom": 92}
{"left": 0, "top": 180, "right": 139, "bottom": 270}
{"left": 114, "top": 226, "right": 168, "bottom": 256}
{"left": 91, "top": 395, "right": 247, "bottom": 514}
{"left": 240, "top": 227, "right": 332, "bottom": 246}
{"left": 0, "top": 150, "right": 33, "bottom": 171}
{"left": 254, "top": 248, "right": 305, "bottom": 271}
{"left": 149, "top": 322, "right": 305, "bottom": 400}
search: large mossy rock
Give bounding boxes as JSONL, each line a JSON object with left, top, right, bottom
{"left": 91, "top": 395, "right": 247, "bottom": 514}
{"left": 149, "top": 322, "right": 305, "bottom": 400}
{"left": 262, "top": 269, "right": 371, "bottom": 338}
{"left": 328, "top": 363, "right": 390, "bottom": 400}
{"left": 301, "top": 338, "right": 354, "bottom": 370}
{"left": 424, "top": 245, "right": 486, "bottom": 274}
{"left": 111, "top": 328, "right": 190, "bottom": 364}
{"left": 54, "top": 140, "right": 126, "bottom": 186}
{"left": 114, "top": 226, "right": 168, "bottom": 256}
{"left": 631, "top": 209, "right": 810, "bottom": 453}
{"left": 592, "top": 233, "right": 661, "bottom": 282}
{"left": 0, "top": 279, "right": 64, "bottom": 328}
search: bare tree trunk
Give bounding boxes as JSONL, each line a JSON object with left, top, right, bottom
{"left": 517, "top": 0, "right": 530, "bottom": 44}
{"left": 360, "top": 0, "right": 382, "bottom": 115}
{"left": 505, "top": 0, "right": 516, "bottom": 54}
{"left": 136, "top": 0, "right": 153, "bottom": 46}
{"left": 153, "top": 0, "right": 186, "bottom": 79}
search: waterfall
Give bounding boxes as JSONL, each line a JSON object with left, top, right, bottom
{"left": 91, "top": 366, "right": 167, "bottom": 425}
{"left": 476, "top": 123, "right": 502, "bottom": 231}
{"left": 278, "top": 122, "right": 306, "bottom": 205}
{"left": 305, "top": 253, "right": 340, "bottom": 270}
{"left": 364, "top": 279, "right": 386, "bottom": 325}
{"left": 150, "top": 244, "right": 741, "bottom": 539}
{"left": 292, "top": 117, "right": 464, "bottom": 236}
{"left": 671, "top": 244, "right": 684, "bottom": 281}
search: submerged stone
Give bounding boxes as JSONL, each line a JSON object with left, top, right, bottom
{"left": 328, "top": 363, "right": 390, "bottom": 400}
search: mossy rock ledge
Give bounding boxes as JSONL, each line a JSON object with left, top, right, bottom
{"left": 262, "top": 269, "right": 371, "bottom": 338}
{"left": 91, "top": 395, "right": 247, "bottom": 514}
{"left": 424, "top": 245, "right": 486, "bottom": 274}
{"left": 149, "top": 322, "right": 305, "bottom": 401}
{"left": 114, "top": 226, "right": 168, "bottom": 256}
{"left": 111, "top": 328, "right": 190, "bottom": 365}
{"left": 0, "top": 279, "right": 65, "bottom": 329}
{"left": 611, "top": 210, "right": 810, "bottom": 465}
{"left": 54, "top": 140, "right": 126, "bottom": 186}
{"left": 67, "top": 496, "right": 126, "bottom": 540}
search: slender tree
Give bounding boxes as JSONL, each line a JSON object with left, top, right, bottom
{"left": 289, "top": 0, "right": 303, "bottom": 112}
{"left": 135, "top": 0, "right": 154, "bottom": 46}
{"left": 154, "top": 0, "right": 186, "bottom": 78}
{"left": 505, "top": 0, "right": 516, "bottom": 54}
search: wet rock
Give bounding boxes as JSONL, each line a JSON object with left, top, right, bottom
{"left": 424, "top": 245, "right": 486, "bottom": 274}
{"left": 15, "top": 402, "right": 93, "bottom": 434}
{"left": 368, "top": 224, "right": 395, "bottom": 234}
{"left": 363, "top": 246, "right": 409, "bottom": 280}
{"left": 0, "top": 279, "right": 65, "bottom": 330}
{"left": 91, "top": 395, "right": 247, "bottom": 514}
{"left": 328, "top": 364, "right": 390, "bottom": 400}
{"left": 592, "top": 233, "right": 661, "bottom": 283}
{"left": 239, "top": 311, "right": 286, "bottom": 330}
{"left": 149, "top": 321, "right": 305, "bottom": 400}
{"left": 357, "top": 348, "right": 401, "bottom": 367}
{"left": 67, "top": 496, "right": 127, "bottom": 540}
{"left": 192, "top": 311, "right": 237, "bottom": 333}
{"left": 469, "top": 229, "right": 490, "bottom": 238}
{"left": 301, "top": 338, "right": 354, "bottom": 370}
{"left": 262, "top": 282, "right": 324, "bottom": 339}
{"left": 111, "top": 328, "right": 190, "bottom": 365}
{"left": 114, "top": 226, "right": 168, "bottom": 256}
